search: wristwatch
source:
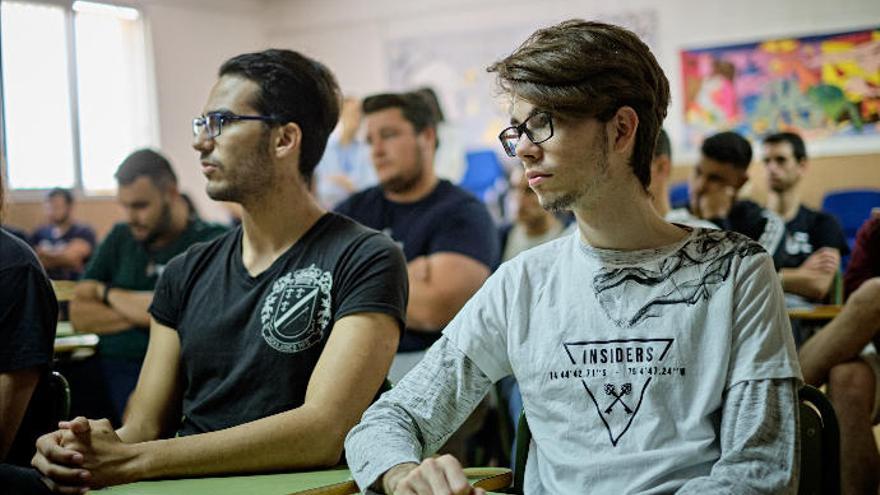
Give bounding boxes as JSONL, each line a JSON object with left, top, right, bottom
{"left": 102, "top": 283, "right": 112, "bottom": 305}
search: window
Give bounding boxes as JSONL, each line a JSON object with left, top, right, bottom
{"left": 1, "top": 0, "right": 156, "bottom": 194}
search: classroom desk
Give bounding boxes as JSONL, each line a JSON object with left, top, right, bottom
{"left": 92, "top": 467, "right": 512, "bottom": 495}
{"left": 787, "top": 304, "right": 843, "bottom": 322}
{"left": 54, "top": 321, "right": 99, "bottom": 354}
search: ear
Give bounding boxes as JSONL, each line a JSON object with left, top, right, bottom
{"left": 652, "top": 155, "right": 671, "bottom": 180}
{"left": 609, "top": 106, "right": 639, "bottom": 154}
{"left": 418, "top": 126, "right": 437, "bottom": 150}
{"left": 274, "top": 122, "right": 303, "bottom": 160}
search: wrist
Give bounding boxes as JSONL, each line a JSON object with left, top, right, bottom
{"left": 121, "top": 441, "right": 152, "bottom": 483}
{"left": 102, "top": 283, "right": 113, "bottom": 306}
{"left": 381, "top": 462, "right": 418, "bottom": 494}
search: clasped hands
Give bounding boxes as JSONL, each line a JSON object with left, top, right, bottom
{"left": 32, "top": 417, "right": 137, "bottom": 493}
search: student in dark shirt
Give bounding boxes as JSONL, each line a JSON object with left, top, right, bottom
{"left": 0, "top": 174, "right": 58, "bottom": 494}
{"left": 29, "top": 188, "right": 96, "bottom": 281}
{"left": 31, "top": 48, "right": 406, "bottom": 493}
{"left": 761, "top": 132, "right": 848, "bottom": 302}
{"left": 336, "top": 92, "right": 497, "bottom": 380}
{"left": 70, "top": 149, "right": 227, "bottom": 424}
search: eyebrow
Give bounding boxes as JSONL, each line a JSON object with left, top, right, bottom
{"left": 509, "top": 107, "right": 545, "bottom": 126}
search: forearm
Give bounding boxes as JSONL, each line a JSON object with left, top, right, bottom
{"left": 0, "top": 369, "right": 40, "bottom": 461}
{"left": 406, "top": 280, "right": 461, "bottom": 330}
{"left": 126, "top": 403, "right": 348, "bottom": 481}
{"left": 107, "top": 289, "right": 153, "bottom": 327}
{"left": 70, "top": 298, "right": 132, "bottom": 334}
{"left": 676, "top": 378, "right": 799, "bottom": 494}
{"left": 780, "top": 268, "right": 834, "bottom": 301}
{"left": 345, "top": 336, "right": 493, "bottom": 491}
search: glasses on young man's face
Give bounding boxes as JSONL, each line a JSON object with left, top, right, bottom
{"left": 192, "top": 111, "right": 278, "bottom": 139}
{"left": 498, "top": 111, "right": 554, "bottom": 158}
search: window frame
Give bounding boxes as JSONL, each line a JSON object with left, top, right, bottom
{"left": 0, "top": 0, "right": 155, "bottom": 201}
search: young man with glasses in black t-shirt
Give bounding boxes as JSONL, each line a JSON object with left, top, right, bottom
{"left": 29, "top": 49, "right": 408, "bottom": 493}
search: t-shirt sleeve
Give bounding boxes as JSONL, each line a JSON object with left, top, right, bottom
{"left": 844, "top": 217, "right": 880, "bottom": 296}
{"left": 428, "top": 199, "right": 499, "bottom": 269}
{"left": 727, "top": 252, "right": 802, "bottom": 387}
{"left": 812, "top": 213, "right": 850, "bottom": 256}
{"left": 0, "top": 264, "right": 58, "bottom": 373}
{"left": 74, "top": 225, "right": 98, "bottom": 248}
{"left": 148, "top": 253, "right": 188, "bottom": 329}
{"left": 333, "top": 232, "right": 409, "bottom": 332}
{"left": 443, "top": 262, "right": 514, "bottom": 382}
{"left": 83, "top": 225, "right": 120, "bottom": 282}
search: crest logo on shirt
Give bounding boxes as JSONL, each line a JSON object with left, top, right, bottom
{"left": 562, "top": 338, "right": 677, "bottom": 447}
{"left": 260, "top": 264, "right": 332, "bottom": 354}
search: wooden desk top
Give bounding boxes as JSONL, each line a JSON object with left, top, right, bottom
{"left": 787, "top": 305, "right": 843, "bottom": 321}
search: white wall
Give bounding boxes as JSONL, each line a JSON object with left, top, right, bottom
{"left": 138, "top": 0, "right": 270, "bottom": 222}
{"left": 263, "top": 0, "right": 880, "bottom": 162}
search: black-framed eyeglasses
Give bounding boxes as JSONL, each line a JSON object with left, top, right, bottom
{"left": 498, "top": 111, "right": 554, "bottom": 158}
{"left": 192, "top": 111, "right": 279, "bottom": 139}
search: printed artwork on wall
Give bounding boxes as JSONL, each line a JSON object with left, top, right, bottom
{"left": 681, "top": 27, "right": 880, "bottom": 150}
{"left": 385, "top": 10, "right": 658, "bottom": 152}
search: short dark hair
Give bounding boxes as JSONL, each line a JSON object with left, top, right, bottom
{"left": 115, "top": 149, "right": 178, "bottom": 189}
{"left": 654, "top": 129, "right": 671, "bottom": 161}
{"left": 763, "top": 131, "right": 807, "bottom": 162}
{"left": 47, "top": 187, "right": 73, "bottom": 205}
{"left": 487, "top": 19, "right": 670, "bottom": 191}
{"left": 219, "top": 49, "right": 341, "bottom": 183}
{"left": 362, "top": 92, "right": 438, "bottom": 149}
{"left": 701, "top": 131, "right": 753, "bottom": 171}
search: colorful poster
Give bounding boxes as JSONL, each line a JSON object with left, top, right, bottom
{"left": 681, "top": 28, "right": 880, "bottom": 149}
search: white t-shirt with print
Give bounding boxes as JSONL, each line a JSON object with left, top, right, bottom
{"left": 445, "top": 227, "right": 801, "bottom": 494}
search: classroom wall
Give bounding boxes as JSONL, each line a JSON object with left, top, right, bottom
{"left": 4, "top": 0, "right": 879, "bottom": 237}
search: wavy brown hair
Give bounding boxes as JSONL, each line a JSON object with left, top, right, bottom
{"left": 488, "top": 19, "right": 670, "bottom": 191}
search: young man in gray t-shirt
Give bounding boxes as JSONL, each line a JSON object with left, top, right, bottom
{"left": 345, "top": 20, "right": 802, "bottom": 494}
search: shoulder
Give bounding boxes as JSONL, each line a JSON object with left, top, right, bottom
{"left": 189, "top": 219, "right": 229, "bottom": 240}
{"left": 337, "top": 186, "right": 383, "bottom": 211}
{"left": 104, "top": 222, "right": 133, "bottom": 242}
{"left": 0, "top": 229, "right": 41, "bottom": 272}
{"left": 323, "top": 213, "right": 398, "bottom": 251}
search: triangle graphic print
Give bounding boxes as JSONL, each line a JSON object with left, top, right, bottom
{"left": 563, "top": 339, "right": 674, "bottom": 447}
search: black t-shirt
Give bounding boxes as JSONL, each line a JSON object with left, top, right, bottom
{"left": 0, "top": 228, "right": 58, "bottom": 465}
{"left": 773, "top": 205, "right": 849, "bottom": 269}
{"left": 336, "top": 180, "right": 499, "bottom": 351}
{"left": 149, "top": 213, "right": 407, "bottom": 436}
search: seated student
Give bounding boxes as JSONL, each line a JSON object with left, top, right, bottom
{"left": 648, "top": 129, "right": 717, "bottom": 229}
{"left": 30, "top": 188, "right": 96, "bottom": 282}
{"left": 29, "top": 49, "right": 407, "bottom": 493}
{"left": 761, "top": 132, "right": 848, "bottom": 303}
{"left": 335, "top": 91, "right": 497, "bottom": 382}
{"left": 345, "top": 20, "right": 801, "bottom": 494}
{"left": 69, "top": 149, "right": 227, "bottom": 424}
{"left": 498, "top": 170, "right": 566, "bottom": 264}
{"left": 798, "top": 215, "right": 880, "bottom": 495}
{"left": 0, "top": 175, "right": 58, "bottom": 490}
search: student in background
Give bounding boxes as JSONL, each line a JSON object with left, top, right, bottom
{"left": 69, "top": 149, "right": 227, "bottom": 424}
{"left": 799, "top": 215, "right": 880, "bottom": 495}
{"left": 648, "top": 129, "right": 716, "bottom": 229}
{"left": 30, "top": 188, "right": 96, "bottom": 281}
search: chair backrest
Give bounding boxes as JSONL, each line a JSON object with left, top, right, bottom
{"left": 821, "top": 189, "right": 880, "bottom": 247}
{"left": 512, "top": 411, "right": 531, "bottom": 495}
{"left": 460, "top": 150, "right": 505, "bottom": 201}
{"left": 511, "top": 386, "right": 841, "bottom": 495}
{"left": 798, "top": 385, "right": 840, "bottom": 495}
{"left": 669, "top": 181, "right": 690, "bottom": 209}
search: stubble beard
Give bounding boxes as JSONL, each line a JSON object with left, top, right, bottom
{"left": 380, "top": 150, "right": 425, "bottom": 195}
{"left": 206, "top": 131, "right": 274, "bottom": 203}
{"left": 540, "top": 134, "right": 610, "bottom": 213}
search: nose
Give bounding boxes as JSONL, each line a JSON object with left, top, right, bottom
{"left": 192, "top": 128, "right": 214, "bottom": 153}
{"left": 515, "top": 133, "right": 541, "bottom": 161}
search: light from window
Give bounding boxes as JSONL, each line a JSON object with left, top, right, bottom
{"left": 1, "top": 0, "right": 154, "bottom": 194}
{"left": 1, "top": 2, "right": 76, "bottom": 189}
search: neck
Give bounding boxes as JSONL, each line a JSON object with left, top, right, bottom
{"left": 574, "top": 180, "right": 686, "bottom": 251}
{"left": 383, "top": 166, "right": 439, "bottom": 203}
{"left": 651, "top": 186, "right": 671, "bottom": 218}
{"left": 239, "top": 176, "right": 325, "bottom": 276}
{"left": 767, "top": 187, "right": 801, "bottom": 221}
{"left": 53, "top": 218, "right": 72, "bottom": 233}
